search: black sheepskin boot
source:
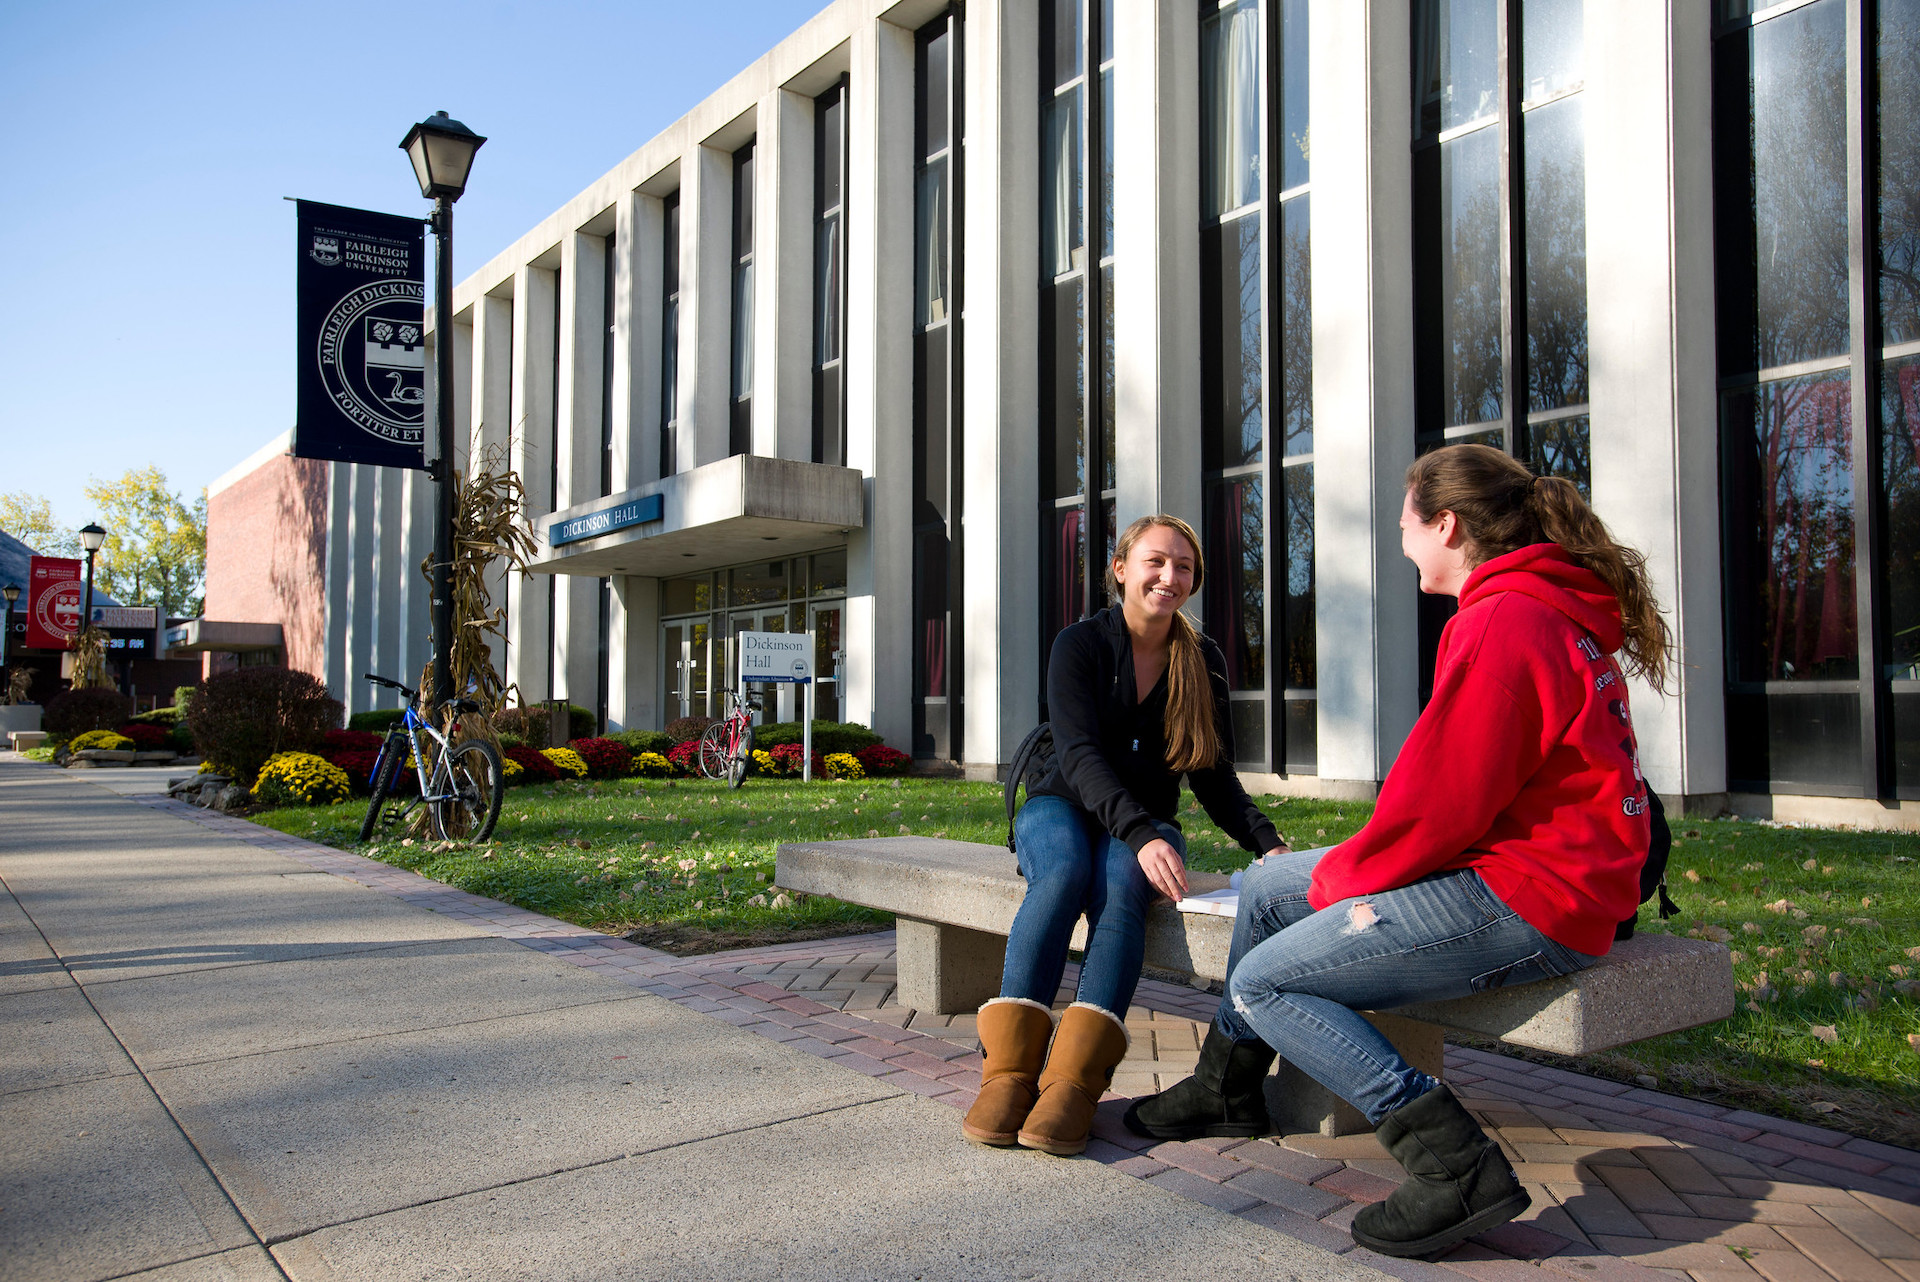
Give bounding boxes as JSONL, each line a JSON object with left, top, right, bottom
{"left": 1350, "top": 1084, "right": 1531, "bottom": 1259}
{"left": 1122, "top": 1026, "right": 1276, "bottom": 1140}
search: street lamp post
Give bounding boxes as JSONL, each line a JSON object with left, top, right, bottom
{"left": 399, "top": 110, "right": 486, "bottom": 711}
{"left": 78, "top": 523, "right": 106, "bottom": 634}
{"left": 1, "top": 582, "right": 18, "bottom": 695}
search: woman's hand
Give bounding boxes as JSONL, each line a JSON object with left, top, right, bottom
{"left": 1254, "top": 843, "right": 1290, "bottom": 865}
{"left": 1137, "top": 838, "right": 1189, "bottom": 902}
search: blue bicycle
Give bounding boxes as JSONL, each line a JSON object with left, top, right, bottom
{"left": 357, "top": 673, "right": 503, "bottom": 843}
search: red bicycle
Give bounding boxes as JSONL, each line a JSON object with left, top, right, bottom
{"left": 698, "top": 687, "right": 759, "bottom": 788}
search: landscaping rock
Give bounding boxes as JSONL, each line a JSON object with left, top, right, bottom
{"left": 74, "top": 749, "right": 138, "bottom": 763}
{"left": 133, "top": 751, "right": 179, "bottom": 765}
{"left": 212, "top": 784, "right": 248, "bottom": 812}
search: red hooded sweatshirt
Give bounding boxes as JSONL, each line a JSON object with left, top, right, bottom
{"left": 1307, "top": 543, "right": 1650, "bottom": 956}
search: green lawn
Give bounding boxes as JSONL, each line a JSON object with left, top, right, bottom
{"left": 251, "top": 777, "right": 1918, "bottom": 1144}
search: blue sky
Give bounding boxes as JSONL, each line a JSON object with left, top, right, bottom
{"left": 0, "top": 0, "right": 811, "bottom": 534}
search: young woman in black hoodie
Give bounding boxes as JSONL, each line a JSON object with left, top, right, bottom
{"left": 961, "top": 514, "right": 1288, "bottom": 1155}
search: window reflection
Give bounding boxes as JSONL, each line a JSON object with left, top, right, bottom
{"left": 1725, "top": 374, "right": 1858, "bottom": 683}
{"left": 1201, "top": 0, "right": 1262, "bottom": 219}
{"left": 1042, "top": 91, "right": 1083, "bottom": 278}
{"left": 1522, "top": 0, "right": 1583, "bottom": 100}
{"left": 1526, "top": 416, "right": 1591, "bottom": 499}
{"left": 1883, "top": 359, "right": 1920, "bottom": 676}
{"left": 1283, "top": 463, "right": 1315, "bottom": 690}
{"left": 1880, "top": 0, "right": 1920, "bottom": 346}
{"left": 1204, "top": 476, "right": 1265, "bottom": 692}
{"left": 1412, "top": 0, "right": 1499, "bottom": 138}
{"left": 1203, "top": 215, "right": 1264, "bottom": 469}
{"left": 1525, "top": 96, "right": 1588, "bottom": 413}
{"left": 1280, "top": 197, "right": 1313, "bottom": 455}
{"left": 1443, "top": 126, "right": 1504, "bottom": 427}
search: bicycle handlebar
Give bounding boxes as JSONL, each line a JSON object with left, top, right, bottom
{"left": 363, "top": 673, "right": 419, "bottom": 701}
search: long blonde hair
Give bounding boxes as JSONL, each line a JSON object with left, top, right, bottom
{"left": 1106, "top": 514, "right": 1221, "bottom": 773}
{"left": 1405, "top": 445, "right": 1672, "bottom": 689}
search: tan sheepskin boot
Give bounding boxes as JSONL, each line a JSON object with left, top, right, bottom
{"left": 1016, "top": 1002, "right": 1130, "bottom": 1155}
{"left": 961, "top": 998, "right": 1057, "bottom": 1146}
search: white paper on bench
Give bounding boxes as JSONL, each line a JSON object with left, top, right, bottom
{"left": 1176, "top": 888, "right": 1240, "bottom": 917}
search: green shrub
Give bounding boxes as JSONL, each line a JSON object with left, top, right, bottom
{"left": 750, "top": 720, "right": 883, "bottom": 755}
{"left": 565, "top": 704, "right": 597, "bottom": 738}
{"left": 494, "top": 703, "right": 593, "bottom": 743}
{"left": 173, "top": 686, "right": 197, "bottom": 716}
{"left": 497, "top": 731, "right": 525, "bottom": 750}
{"left": 608, "top": 728, "right": 674, "bottom": 757}
{"left": 188, "top": 667, "right": 343, "bottom": 785}
{"left": 663, "top": 715, "right": 714, "bottom": 744}
{"left": 43, "top": 688, "right": 135, "bottom": 738}
{"left": 168, "top": 721, "right": 195, "bottom": 754}
{"left": 129, "top": 706, "right": 184, "bottom": 727}
{"left": 70, "top": 729, "right": 135, "bottom": 752}
{"left": 347, "top": 707, "right": 407, "bottom": 733}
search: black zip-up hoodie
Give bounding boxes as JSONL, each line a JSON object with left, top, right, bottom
{"left": 1027, "top": 604, "right": 1282, "bottom": 858}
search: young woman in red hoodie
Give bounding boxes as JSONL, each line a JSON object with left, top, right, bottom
{"left": 1125, "top": 444, "right": 1671, "bottom": 1260}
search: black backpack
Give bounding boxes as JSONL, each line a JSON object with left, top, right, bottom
{"left": 1616, "top": 788, "right": 1680, "bottom": 941}
{"left": 1004, "top": 723, "right": 1055, "bottom": 853}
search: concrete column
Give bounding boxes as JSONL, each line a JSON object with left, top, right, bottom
{"left": 472, "top": 291, "right": 515, "bottom": 683}
{"left": 1586, "top": 0, "right": 1724, "bottom": 805}
{"left": 611, "top": 575, "right": 660, "bottom": 732}
{"left": 343, "top": 465, "right": 378, "bottom": 716}
{"left": 682, "top": 145, "right": 735, "bottom": 470}
{"left": 843, "top": 16, "right": 917, "bottom": 751}
{"left": 961, "top": 0, "right": 1042, "bottom": 770}
{"left": 369, "top": 466, "right": 403, "bottom": 704}
{"left": 508, "top": 265, "right": 556, "bottom": 704}
{"left": 322, "top": 460, "right": 352, "bottom": 704}
{"left": 554, "top": 234, "right": 604, "bottom": 706}
{"left": 1310, "top": 0, "right": 1419, "bottom": 787}
{"left": 614, "top": 190, "right": 663, "bottom": 491}
{"left": 758, "top": 88, "right": 815, "bottom": 461}
{"left": 1111, "top": 0, "right": 1203, "bottom": 532}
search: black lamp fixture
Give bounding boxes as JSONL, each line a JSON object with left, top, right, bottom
{"left": 399, "top": 111, "right": 485, "bottom": 710}
{"left": 400, "top": 111, "right": 486, "bottom": 202}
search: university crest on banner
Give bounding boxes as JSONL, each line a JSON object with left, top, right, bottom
{"left": 25, "top": 556, "right": 83, "bottom": 650}
{"left": 294, "top": 200, "right": 427, "bottom": 470}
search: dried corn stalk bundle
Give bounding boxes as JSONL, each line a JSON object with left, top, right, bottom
{"left": 68, "top": 626, "right": 110, "bottom": 690}
{"left": 417, "top": 443, "right": 536, "bottom": 728}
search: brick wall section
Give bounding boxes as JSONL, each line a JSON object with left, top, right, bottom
{"left": 203, "top": 453, "right": 328, "bottom": 678}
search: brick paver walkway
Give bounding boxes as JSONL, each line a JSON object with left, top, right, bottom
{"left": 144, "top": 795, "right": 1920, "bottom": 1282}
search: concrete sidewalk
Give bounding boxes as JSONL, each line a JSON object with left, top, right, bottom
{"left": 0, "top": 756, "right": 1394, "bottom": 1282}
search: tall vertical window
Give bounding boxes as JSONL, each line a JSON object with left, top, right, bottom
{"left": 914, "top": 12, "right": 963, "bottom": 759}
{"left": 813, "top": 80, "right": 849, "bottom": 466}
{"left": 601, "top": 229, "right": 616, "bottom": 496}
{"left": 548, "top": 266, "right": 561, "bottom": 701}
{"left": 730, "top": 141, "right": 756, "bottom": 458}
{"left": 1714, "top": 0, "right": 1913, "bottom": 797}
{"left": 1198, "top": 0, "right": 1313, "bottom": 774}
{"left": 1411, "top": 0, "right": 1589, "bottom": 696}
{"left": 1038, "top": 0, "right": 1114, "bottom": 691}
{"left": 660, "top": 192, "right": 680, "bottom": 478}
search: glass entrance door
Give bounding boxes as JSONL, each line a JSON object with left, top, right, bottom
{"left": 809, "top": 604, "right": 842, "bottom": 723}
{"left": 661, "top": 620, "right": 709, "bottom": 724}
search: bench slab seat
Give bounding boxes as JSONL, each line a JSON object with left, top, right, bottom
{"left": 777, "top": 836, "right": 1736, "bottom": 1134}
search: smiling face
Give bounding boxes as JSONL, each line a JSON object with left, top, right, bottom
{"left": 1112, "top": 523, "right": 1198, "bottom": 627}
{"left": 1399, "top": 488, "right": 1470, "bottom": 597}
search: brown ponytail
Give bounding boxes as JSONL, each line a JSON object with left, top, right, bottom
{"left": 1405, "top": 445, "right": 1673, "bottom": 691}
{"left": 1108, "top": 514, "right": 1221, "bottom": 773}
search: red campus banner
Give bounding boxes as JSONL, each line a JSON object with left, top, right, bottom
{"left": 26, "top": 556, "right": 83, "bottom": 650}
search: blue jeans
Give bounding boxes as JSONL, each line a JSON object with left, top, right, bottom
{"left": 999, "top": 795, "right": 1180, "bottom": 1016}
{"left": 1215, "top": 847, "right": 1596, "bottom": 1125}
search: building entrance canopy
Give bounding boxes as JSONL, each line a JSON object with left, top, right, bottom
{"left": 526, "top": 454, "right": 865, "bottom": 578}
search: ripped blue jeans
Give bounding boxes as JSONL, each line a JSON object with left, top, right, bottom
{"left": 1214, "top": 847, "right": 1596, "bottom": 1125}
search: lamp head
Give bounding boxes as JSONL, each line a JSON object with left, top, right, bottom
{"left": 1, "top": 583, "right": 18, "bottom": 604}
{"left": 400, "top": 111, "right": 486, "bottom": 201}
{"left": 79, "top": 523, "right": 106, "bottom": 553}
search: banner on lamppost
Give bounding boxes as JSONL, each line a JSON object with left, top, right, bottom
{"left": 294, "top": 199, "right": 427, "bottom": 470}
{"left": 25, "top": 557, "right": 82, "bottom": 650}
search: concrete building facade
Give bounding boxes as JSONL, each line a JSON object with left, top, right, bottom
{"left": 248, "top": 0, "right": 1920, "bottom": 827}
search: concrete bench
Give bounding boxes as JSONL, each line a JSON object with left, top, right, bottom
{"left": 8, "top": 730, "right": 47, "bottom": 752}
{"left": 776, "top": 836, "right": 1736, "bottom": 1135}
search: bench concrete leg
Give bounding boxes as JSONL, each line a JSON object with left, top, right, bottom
{"left": 894, "top": 917, "right": 1006, "bottom": 1015}
{"left": 1263, "top": 1013, "right": 1446, "bottom": 1138}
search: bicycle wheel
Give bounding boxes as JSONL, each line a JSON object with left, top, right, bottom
{"left": 432, "top": 739, "right": 503, "bottom": 842}
{"left": 727, "top": 724, "right": 754, "bottom": 789}
{"left": 357, "top": 733, "right": 405, "bottom": 842}
{"left": 698, "top": 722, "right": 729, "bottom": 780}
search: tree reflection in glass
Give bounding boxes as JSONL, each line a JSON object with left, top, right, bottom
{"left": 1204, "top": 476, "right": 1264, "bottom": 692}
{"left": 1443, "top": 126, "right": 1503, "bottom": 427}
{"left": 1525, "top": 95, "right": 1587, "bottom": 413}
{"left": 1883, "top": 360, "right": 1920, "bottom": 676}
{"left": 1283, "top": 463, "right": 1315, "bottom": 690}
{"left": 1281, "top": 197, "right": 1313, "bottom": 455}
{"left": 1880, "top": 0, "right": 1920, "bottom": 346}
{"left": 1727, "top": 373, "right": 1857, "bottom": 682}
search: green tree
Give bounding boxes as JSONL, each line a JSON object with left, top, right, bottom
{"left": 0, "top": 492, "right": 80, "bottom": 556}
{"left": 82, "top": 467, "right": 207, "bottom": 620}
